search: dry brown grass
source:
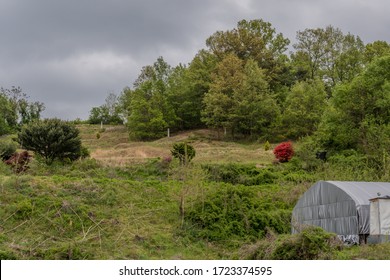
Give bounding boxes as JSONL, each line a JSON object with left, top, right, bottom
{"left": 79, "top": 125, "right": 275, "bottom": 166}
{"left": 91, "top": 145, "right": 171, "bottom": 166}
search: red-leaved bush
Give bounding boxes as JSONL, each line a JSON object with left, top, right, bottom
{"left": 273, "top": 142, "right": 294, "bottom": 162}
{"left": 4, "top": 151, "right": 31, "bottom": 173}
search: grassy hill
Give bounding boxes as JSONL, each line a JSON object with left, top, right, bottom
{"left": 1, "top": 125, "right": 390, "bottom": 260}
{"left": 78, "top": 125, "right": 274, "bottom": 166}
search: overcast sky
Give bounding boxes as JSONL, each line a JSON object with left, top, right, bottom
{"left": 1, "top": 0, "right": 389, "bottom": 120}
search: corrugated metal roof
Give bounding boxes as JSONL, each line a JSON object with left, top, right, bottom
{"left": 292, "top": 181, "right": 390, "bottom": 235}
{"left": 327, "top": 181, "right": 390, "bottom": 206}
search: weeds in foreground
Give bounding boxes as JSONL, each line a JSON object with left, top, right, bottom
{"left": 238, "top": 227, "right": 343, "bottom": 260}
{"left": 2, "top": 125, "right": 390, "bottom": 259}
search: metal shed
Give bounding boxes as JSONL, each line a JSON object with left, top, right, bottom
{"left": 291, "top": 181, "right": 390, "bottom": 244}
{"left": 369, "top": 195, "right": 390, "bottom": 243}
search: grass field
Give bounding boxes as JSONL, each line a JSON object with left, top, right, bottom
{"left": 1, "top": 124, "right": 390, "bottom": 260}
{"left": 80, "top": 125, "right": 275, "bottom": 166}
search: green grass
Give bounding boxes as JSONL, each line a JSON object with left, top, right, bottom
{"left": 1, "top": 125, "right": 390, "bottom": 259}
{"left": 334, "top": 243, "right": 390, "bottom": 260}
{"left": 0, "top": 164, "right": 222, "bottom": 259}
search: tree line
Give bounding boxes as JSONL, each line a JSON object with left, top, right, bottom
{"left": 0, "top": 86, "right": 45, "bottom": 135}
{"left": 89, "top": 19, "right": 389, "bottom": 151}
{"left": 1, "top": 19, "right": 390, "bottom": 169}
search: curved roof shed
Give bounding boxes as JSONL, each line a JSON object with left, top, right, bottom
{"left": 291, "top": 181, "right": 390, "bottom": 237}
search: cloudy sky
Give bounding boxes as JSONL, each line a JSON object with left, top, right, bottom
{"left": 1, "top": 0, "right": 389, "bottom": 120}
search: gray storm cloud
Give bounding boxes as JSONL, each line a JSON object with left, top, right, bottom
{"left": 0, "top": 0, "right": 389, "bottom": 119}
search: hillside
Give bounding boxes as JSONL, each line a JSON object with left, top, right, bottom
{"left": 1, "top": 125, "right": 278, "bottom": 260}
{"left": 1, "top": 125, "right": 390, "bottom": 260}
{"left": 78, "top": 125, "right": 274, "bottom": 166}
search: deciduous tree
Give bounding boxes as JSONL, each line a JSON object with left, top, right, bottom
{"left": 206, "top": 19, "right": 290, "bottom": 90}
{"left": 293, "top": 26, "right": 364, "bottom": 90}
{"left": 282, "top": 79, "right": 327, "bottom": 139}
{"left": 317, "top": 56, "right": 390, "bottom": 153}
{"left": 125, "top": 57, "right": 177, "bottom": 140}
{"left": 202, "top": 54, "right": 280, "bottom": 138}
{"left": 202, "top": 53, "right": 244, "bottom": 135}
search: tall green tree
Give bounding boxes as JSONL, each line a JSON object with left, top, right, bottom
{"left": 282, "top": 79, "right": 327, "bottom": 139}
{"left": 206, "top": 19, "right": 290, "bottom": 90}
{"left": 202, "top": 53, "right": 245, "bottom": 135}
{"left": 364, "top": 41, "right": 390, "bottom": 64}
{"left": 0, "top": 86, "right": 44, "bottom": 128}
{"left": 234, "top": 59, "right": 280, "bottom": 136}
{"left": 293, "top": 26, "right": 364, "bottom": 89}
{"left": 0, "top": 93, "right": 16, "bottom": 135}
{"left": 167, "top": 50, "right": 217, "bottom": 130}
{"left": 117, "top": 87, "right": 133, "bottom": 123}
{"left": 126, "top": 57, "right": 176, "bottom": 140}
{"left": 88, "top": 93, "right": 123, "bottom": 124}
{"left": 127, "top": 84, "right": 168, "bottom": 140}
{"left": 202, "top": 54, "right": 280, "bottom": 138}
{"left": 165, "top": 64, "right": 191, "bottom": 130}
{"left": 206, "top": 19, "right": 289, "bottom": 62}
{"left": 18, "top": 100, "right": 45, "bottom": 125}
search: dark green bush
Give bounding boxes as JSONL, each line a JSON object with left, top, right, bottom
{"left": 171, "top": 142, "right": 195, "bottom": 165}
{"left": 17, "top": 118, "right": 87, "bottom": 165}
{"left": 294, "top": 137, "right": 325, "bottom": 171}
{"left": 186, "top": 184, "right": 292, "bottom": 243}
{"left": 203, "top": 163, "right": 278, "bottom": 185}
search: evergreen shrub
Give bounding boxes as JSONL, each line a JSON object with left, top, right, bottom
{"left": 263, "top": 141, "right": 271, "bottom": 151}
{"left": 17, "top": 118, "right": 88, "bottom": 165}
{"left": 171, "top": 142, "right": 196, "bottom": 165}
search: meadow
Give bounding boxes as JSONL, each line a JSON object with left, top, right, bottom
{"left": 1, "top": 125, "right": 390, "bottom": 260}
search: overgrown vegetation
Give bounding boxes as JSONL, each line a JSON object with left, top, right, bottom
{"left": 2, "top": 17, "right": 390, "bottom": 260}
{"left": 0, "top": 138, "right": 18, "bottom": 160}
{"left": 239, "top": 226, "right": 343, "bottom": 260}
{"left": 185, "top": 183, "right": 292, "bottom": 243}
{"left": 1, "top": 125, "right": 390, "bottom": 259}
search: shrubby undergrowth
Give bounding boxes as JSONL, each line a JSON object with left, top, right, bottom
{"left": 2, "top": 147, "right": 390, "bottom": 259}
{"left": 3, "top": 121, "right": 390, "bottom": 259}
{"left": 203, "top": 163, "right": 279, "bottom": 185}
{"left": 239, "top": 226, "right": 342, "bottom": 260}
{"left": 185, "top": 183, "right": 293, "bottom": 243}
{"left": 0, "top": 139, "right": 17, "bottom": 160}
